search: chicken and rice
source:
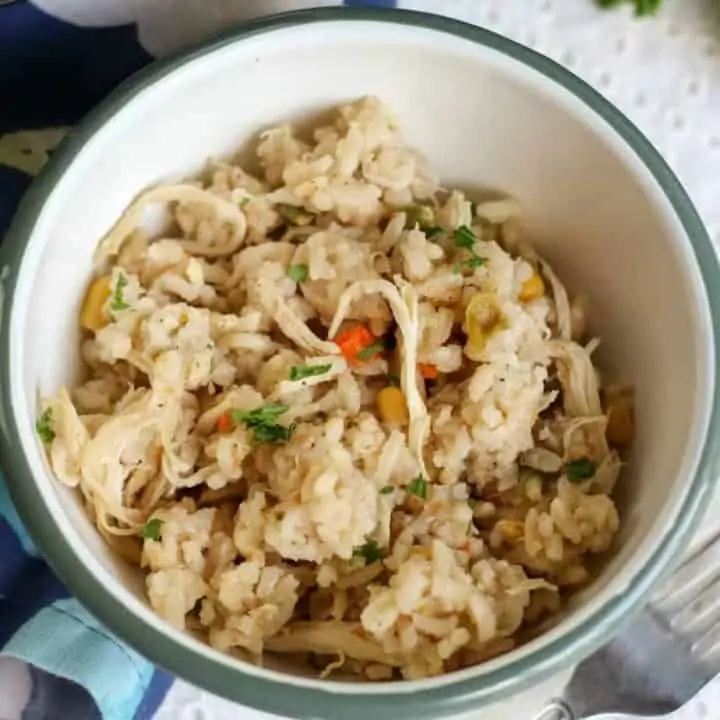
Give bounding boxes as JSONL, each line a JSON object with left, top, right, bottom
{"left": 37, "top": 97, "right": 634, "bottom": 680}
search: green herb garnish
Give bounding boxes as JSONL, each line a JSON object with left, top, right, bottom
{"left": 36, "top": 408, "right": 55, "bottom": 444}
{"left": 452, "top": 226, "right": 486, "bottom": 274}
{"left": 289, "top": 363, "right": 332, "bottom": 381}
{"left": 230, "top": 403, "right": 294, "bottom": 445}
{"left": 387, "top": 374, "right": 401, "bottom": 388}
{"left": 278, "top": 204, "right": 302, "bottom": 222}
{"left": 565, "top": 458, "right": 597, "bottom": 482}
{"left": 240, "top": 196, "right": 252, "bottom": 208}
{"left": 278, "top": 204, "right": 313, "bottom": 226}
{"left": 425, "top": 226, "right": 444, "bottom": 239}
{"left": 357, "top": 341, "right": 385, "bottom": 361}
{"left": 453, "top": 225, "right": 477, "bottom": 250}
{"left": 141, "top": 518, "right": 164, "bottom": 542}
{"left": 287, "top": 264, "right": 309, "bottom": 283}
{"left": 595, "top": 0, "right": 661, "bottom": 17}
{"left": 454, "top": 255, "right": 486, "bottom": 274}
{"left": 354, "top": 539, "right": 384, "bottom": 563}
{"left": 110, "top": 273, "right": 129, "bottom": 311}
{"left": 380, "top": 485, "right": 394, "bottom": 495}
{"left": 407, "top": 474, "right": 428, "bottom": 500}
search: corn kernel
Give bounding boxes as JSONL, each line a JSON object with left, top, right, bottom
{"left": 519, "top": 272, "right": 545, "bottom": 302}
{"left": 496, "top": 519, "right": 524, "bottom": 543}
{"left": 606, "top": 391, "right": 634, "bottom": 447}
{"left": 377, "top": 386, "right": 409, "bottom": 425}
{"left": 465, "top": 293, "right": 502, "bottom": 358}
{"left": 80, "top": 275, "right": 111, "bottom": 331}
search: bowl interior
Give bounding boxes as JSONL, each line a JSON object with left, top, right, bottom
{"left": 3, "top": 12, "right": 714, "bottom": 714}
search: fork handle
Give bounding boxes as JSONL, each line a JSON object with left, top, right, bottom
{"left": 530, "top": 699, "right": 656, "bottom": 720}
{"left": 532, "top": 699, "right": 575, "bottom": 720}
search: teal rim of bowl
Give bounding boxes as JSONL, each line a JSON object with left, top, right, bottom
{"left": 2, "top": 8, "right": 720, "bottom": 719}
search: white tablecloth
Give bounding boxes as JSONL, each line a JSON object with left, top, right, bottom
{"left": 154, "top": 0, "right": 720, "bottom": 717}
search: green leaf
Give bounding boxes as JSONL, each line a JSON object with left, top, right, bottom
{"left": 407, "top": 474, "right": 428, "bottom": 500}
{"left": 565, "top": 458, "right": 597, "bottom": 482}
{"left": 380, "top": 485, "right": 394, "bottom": 495}
{"left": 110, "top": 273, "right": 129, "bottom": 311}
{"left": 230, "top": 403, "right": 294, "bottom": 445}
{"left": 250, "top": 422, "right": 296, "bottom": 444}
{"left": 595, "top": 0, "right": 662, "bottom": 16}
{"left": 453, "top": 255, "right": 486, "bottom": 274}
{"left": 278, "top": 203, "right": 302, "bottom": 222}
{"left": 36, "top": 408, "right": 55, "bottom": 444}
{"left": 425, "top": 226, "right": 444, "bottom": 239}
{"left": 231, "top": 403, "right": 289, "bottom": 424}
{"left": 387, "top": 374, "right": 401, "bottom": 388}
{"left": 287, "top": 264, "right": 309, "bottom": 283}
{"left": 453, "top": 225, "right": 476, "bottom": 250}
{"left": 354, "top": 539, "right": 384, "bottom": 563}
{"left": 356, "top": 341, "right": 385, "bottom": 361}
{"left": 289, "top": 363, "right": 332, "bottom": 381}
{"left": 141, "top": 518, "right": 164, "bottom": 541}
{"left": 278, "top": 204, "right": 313, "bottom": 226}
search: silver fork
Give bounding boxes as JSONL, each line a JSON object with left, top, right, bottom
{"left": 533, "top": 530, "right": 720, "bottom": 719}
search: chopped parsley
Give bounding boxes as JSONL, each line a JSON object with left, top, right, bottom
{"left": 230, "top": 403, "right": 295, "bottom": 445}
{"left": 36, "top": 408, "right": 55, "bottom": 444}
{"left": 595, "top": 0, "right": 662, "bottom": 16}
{"left": 356, "top": 341, "right": 385, "bottom": 361}
{"left": 407, "top": 474, "right": 428, "bottom": 500}
{"left": 354, "top": 539, "right": 384, "bottom": 563}
{"left": 565, "top": 458, "right": 597, "bottom": 482}
{"left": 454, "top": 255, "right": 486, "bottom": 274}
{"left": 141, "top": 518, "right": 164, "bottom": 542}
{"left": 240, "top": 196, "right": 252, "bottom": 208}
{"left": 453, "top": 225, "right": 477, "bottom": 250}
{"left": 289, "top": 363, "right": 332, "bottom": 381}
{"left": 387, "top": 374, "right": 401, "bottom": 388}
{"left": 452, "top": 226, "right": 486, "bottom": 274}
{"left": 278, "top": 204, "right": 313, "bottom": 226}
{"left": 278, "top": 204, "right": 302, "bottom": 222}
{"left": 380, "top": 485, "right": 394, "bottom": 495}
{"left": 425, "top": 226, "right": 444, "bottom": 239}
{"left": 287, "top": 264, "right": 309, "bottom": 283}
{"left": 110, "top": 273, "right": 129, "bottom": 311}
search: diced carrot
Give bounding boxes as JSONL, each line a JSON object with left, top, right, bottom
{"left": 334, "top": 325, "right": 377, "bottom": 363}
{"left": 418, "top": 363, "right": 439, "bottom": 380}
{"left": 216, "top": 413, "right": 233, "bottom": 432}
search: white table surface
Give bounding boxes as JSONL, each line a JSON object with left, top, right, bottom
{"left": 150, "top": 0, "right": 720, "bottom": 717}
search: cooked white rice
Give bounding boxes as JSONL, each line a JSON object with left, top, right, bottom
{"left": 37, "top": 97, "right": 634, "bottom": 680}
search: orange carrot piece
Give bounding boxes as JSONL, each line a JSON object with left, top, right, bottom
{"left": 418, "top": 363, "right": 439, "bottom": 380}
{"left": 334, "top": 325, "right": 377, "bottom": 362}
{"left": 216, "top": 413, "right": 233, "bottom": 432}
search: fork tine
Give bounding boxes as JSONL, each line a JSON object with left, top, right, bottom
{"left": 690, "top": 620, "right": 720, "bottom": 669}
{"left": 652, "top": 529, "right": 720, "bottom": 614}
{"left": 667, "top": 573, "right": 720, "bottom": 639}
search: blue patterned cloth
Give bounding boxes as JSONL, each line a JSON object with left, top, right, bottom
{"left": 0, "top": 1, "right": 394, "bottom": 718}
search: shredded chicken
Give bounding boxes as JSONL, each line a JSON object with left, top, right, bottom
{"left": 329, "top": 277, "right": 429, "bottom": 476}
{"left": 94, "top": 184, "right": 248, "bottom": 263}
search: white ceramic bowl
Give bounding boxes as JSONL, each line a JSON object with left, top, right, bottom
{"left": 2, "top": 9, "right": 719, "bottom": 719}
